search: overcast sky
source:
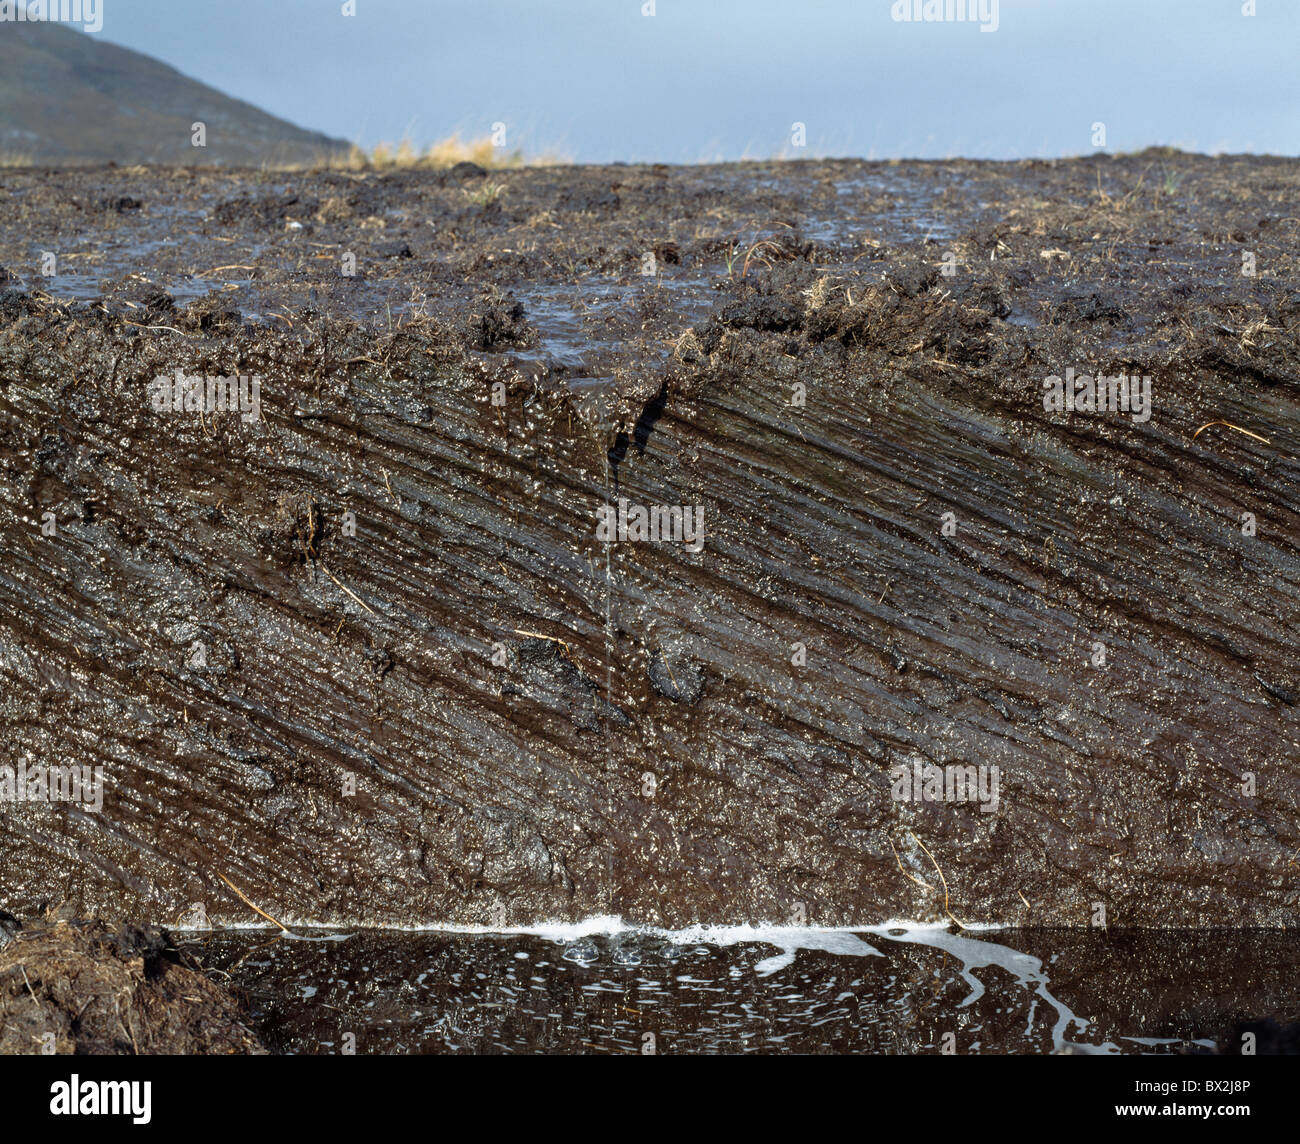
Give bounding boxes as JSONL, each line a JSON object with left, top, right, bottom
{"left": 82, "top": 0, "right": 1299, "bottom": 162}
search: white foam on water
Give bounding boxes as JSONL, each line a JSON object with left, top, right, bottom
{"left": 438, "top": 914, "right": 631, "bottom": 940}
{"left": 645, "top": 925, "right": 886, "bottom": 975}
{"left": 861, "top": 924, "right": 1119, "bottom": 1054}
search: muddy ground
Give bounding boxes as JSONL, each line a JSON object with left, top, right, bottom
{"left": 0, "top": 153, "right": 1297, "bottom": 931}
{"left": 0, "top": 908, "right": 264, "bottom": 1053}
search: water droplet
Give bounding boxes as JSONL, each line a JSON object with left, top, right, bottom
{"left": 562, "top": 938, "right": 599, "bottom": 965}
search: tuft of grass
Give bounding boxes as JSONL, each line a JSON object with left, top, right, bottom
{"left": 423, "top": 135, "right": 512, "bottom": 169}
{"left": 0, "top": 151, "right": 34, "bottom": 168}
{"left": 463, "top": 180, "right": 507, "bottom": 208}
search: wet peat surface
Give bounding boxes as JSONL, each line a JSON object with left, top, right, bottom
{"left": 1, "top": 152, "right": 1299, "bottom": 952}
{"left": 176, "top": 924, "right": 1300, "bottom": 1055}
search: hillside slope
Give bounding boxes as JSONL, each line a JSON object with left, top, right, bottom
{"left": 0, "top": 18, "right": 350, "bottom": 165}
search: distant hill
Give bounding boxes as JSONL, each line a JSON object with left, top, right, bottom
{"left": 0, "top": 18, "right": 352, "bottom": 166}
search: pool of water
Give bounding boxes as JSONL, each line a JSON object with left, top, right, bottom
{"left": 176, "top": 922, "right": 1299, "bottom": 1055}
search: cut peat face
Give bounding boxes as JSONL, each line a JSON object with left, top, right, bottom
{"left": 0, "top": 154, "right": 1297, "bottom": 931}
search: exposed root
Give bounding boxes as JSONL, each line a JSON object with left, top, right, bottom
{"left": 1192, "top": 420, "right": 1273, "bottom": 446}
{"left": 216, "top": 872, "right": 290, "bottom": 932}
{"left": 908, "top": 830, "right": 969, "bottom": 931}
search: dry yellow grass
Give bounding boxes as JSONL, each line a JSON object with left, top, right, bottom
{"left": 350, "top": 134, "right": 552, "bottom": 171}
{"left": 265, "top": 134, "right": 563, "bottom": 173}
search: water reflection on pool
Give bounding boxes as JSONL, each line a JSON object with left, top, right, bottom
{"left": 177, "top": 921, "right": 1298, "bottom": 1055}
